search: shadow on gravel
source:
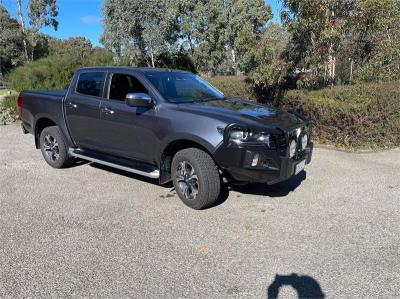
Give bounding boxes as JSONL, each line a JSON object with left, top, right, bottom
{"left": 232, "top": 171, "right": 306, "bottom": 198}
{"left": 267, "top": 273, "right": 325, "bottom": 299}
{"left": 83, "top": 162, "right": 305, "bottom": 208}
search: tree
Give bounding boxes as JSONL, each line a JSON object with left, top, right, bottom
{"left": 102, "top": 0, "right": 176, "bottom": 67}
{"left": 15, "top": 0, "right": 58, "bottom": 62}
{"left": 191, "top": 0, "right": 228, "bottom": 75}
{"left": 0, "top": 5, "right": 24, "bottom": 76}
{"left": 48, "top": 37, "right": 93, "bottom": 59}
{"left": 351, "top": 0, "right": 400, "bottom": 81}
{"left": 225, "top": 0, "right": 272, "bottom": 74}
{"left": 281, "top": 0, "right": 355, "bottom": 81}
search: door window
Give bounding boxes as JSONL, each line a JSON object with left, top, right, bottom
{"left": 76, "top": 72, "right": 106, "bottom": 97}
{"left": 109, "top": 74, "right": 149, "bottom": 101}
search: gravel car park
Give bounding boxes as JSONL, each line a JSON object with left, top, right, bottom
{"left": 1, "top": 123, "right": 399, "bottom": 298}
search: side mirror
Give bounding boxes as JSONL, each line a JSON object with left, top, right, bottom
{"left": 126, "top": 93, "right": 153, "bottom": 108}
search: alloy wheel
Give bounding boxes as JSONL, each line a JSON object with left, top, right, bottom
{"left": 176, "top": 161, "right": 199, "bottom": 200}
{"left": 43, "top": 134, "right": 60, "bottom": 162}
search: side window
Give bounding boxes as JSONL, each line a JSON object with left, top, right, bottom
{"left": 109, "top": 74, "right": 149, "bottom": 101}
{"left": 76, "top": 72, "right": 106, "bottom": 97}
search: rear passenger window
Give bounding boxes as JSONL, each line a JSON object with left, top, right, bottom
{"left": 76, "top": 72, "right": 106, "bottom": 97}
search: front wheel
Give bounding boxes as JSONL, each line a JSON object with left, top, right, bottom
{"left": 172, "top": 148, "right": 221, "bottom": 210}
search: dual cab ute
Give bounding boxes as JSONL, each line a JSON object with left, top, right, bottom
{"left": 19, "top": 67, "right": 313, "bottom": 209}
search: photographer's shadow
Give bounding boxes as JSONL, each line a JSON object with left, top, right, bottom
{"left": 232, "top": 171, "right": 307, "bottom": 198}
{"left": 267, "top": 273, "right": 325, "bottom": 299}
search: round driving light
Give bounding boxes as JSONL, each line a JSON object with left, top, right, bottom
{"left": 289, "top": 140, "right": 297, "bottom": 158}
{"left": 301, "top": 135, "right": 308, "bottom": 150}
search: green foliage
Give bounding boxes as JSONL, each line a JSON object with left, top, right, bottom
{"left": 48, "top": 37, "right": 92, "bottom": 59}
{"left": 28, "top": 0, "right": 58, "bottom": 31}
{"left": 206, "top": 76, "right": 255, "bottom": 100}
{"left": 205, "top": 77, "right": 400, "bottom": 149}
{"left": 101, "top": 0, "right": 273, "bottom": 75}
{"left": 280, "top": 82, "right": 400, "bottom": 149}
{"left": 1, "top": 95, "right": 18, "bottom": 111}
{"left": 0, "top": 95, "right": 18, "bottom": 124}
{"left": 0, "top": 5, "right": 24, "bottom": 74}
{"left": 6, "top": 48, "right": 114, "bottom": 91}
{"left": 102, "top": 0, "right": 177, "bottom": 67}
{"left": 243, "top": 24, "right": 290, "bottom": 102}
{"left": 356, "top": 45, "right": 400, "bottom": 82}
{"left": 248, "top": 60, "right": 287, "bottom": 103}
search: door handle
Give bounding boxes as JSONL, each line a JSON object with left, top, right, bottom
{"left": 67, "top": 102, "right": 77, "bottom": 108}
{"left": 102, "top": 107, "right": 115, "bottom": 115}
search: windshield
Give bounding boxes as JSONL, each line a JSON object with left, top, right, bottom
{"left": 145, "top": 72, "right": 224, "bottom": 103}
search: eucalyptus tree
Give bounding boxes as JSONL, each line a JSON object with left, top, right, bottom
{"left": 0, "top": 5, "right": 24, "bottom": 75}
{"left": 189, "top": 0, "right": 228, "bottom": 75}
{"left": 281, "top": 0, "right": 399, "bottom": 82}
{"left": 281, "top": 0, "right": 355, "bottom": 81}
{"left": 15, "top": 0, "right": 58, "bottom": 62}
{"left": 225, "top": 0, "right": 272, "bottom": 74}
{"left": 102, "top": 0, "right": 177, "bottom": 67}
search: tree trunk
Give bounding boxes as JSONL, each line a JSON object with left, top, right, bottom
{"left": 231, "top": 48, "right": 236, "bottom": 75}
{"left": 325, "top": 8, "right": 336, "bottom": 82}
{"left": 149, "top": 46, "right": 155, "bottom": 68}
{"left": 349, "top": 58, "right": 354, "bottom": 83}
{"left": 16, "top": 0, "right": 29, "bottom": 63}
{"left": 327, "top": 45, "right": 336, "bottom": 81}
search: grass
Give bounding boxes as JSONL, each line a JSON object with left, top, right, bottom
{"left": 0, "top": 89, "right": 17, "bottom": 96}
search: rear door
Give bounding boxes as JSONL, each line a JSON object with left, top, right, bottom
{"left": 65, "top": 71, "right": 107, "bottom": 151}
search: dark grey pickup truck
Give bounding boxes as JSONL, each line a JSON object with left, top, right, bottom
{"left": 19, "top": 67, "right": 313, "bottom": 209}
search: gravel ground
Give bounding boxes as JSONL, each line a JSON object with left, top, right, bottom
{"left": 0, "top": 123, "right": 399, "bottom": 298}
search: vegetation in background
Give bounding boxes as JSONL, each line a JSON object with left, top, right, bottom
{"left": 281, "top": 82, "right": 400, "bottom": 149}
{"left": 0, "top": 6, "right": 24, "bottom": 77}
{"left": 0, "top": 95, "right": 19, "bottom": 124}
{"left": 16, "top": 0, "right": 58, "bottom": 63}
{"left": 209, "top": 77, "right": 400, "bottom": 150}
{"left": 1, "top": 0, "right": 399, "bottom": 150}
{"left": 280, "top": 0, "right": 400, "bottom": 86}
{"left": 101, "top": 0, "right": 273, "bottom": 75}
{"left": 207, "top": 76, "right": 255, "bottom": 101}
{"left": 6, "top": 48, "right": 114, "bottom": 91}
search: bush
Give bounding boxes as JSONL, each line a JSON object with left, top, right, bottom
{"left": 6, "top": 49, "right": 114, "bottom": 91}
{"left": 206, "top": 76, "right": 256, "bottom": 101}
{"left": 278, "top": 82, "right": 400, "bottom": 149}
{"left": 0, "top": 95, "right": 18, "bottom": 124}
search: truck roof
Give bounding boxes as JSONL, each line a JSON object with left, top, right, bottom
{"left": 76, "top": 66, "right": 192, "bottom": 74}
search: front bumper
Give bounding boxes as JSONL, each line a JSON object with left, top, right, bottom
{"left": 214, "top": 142, "right": 313, "bottom": 185}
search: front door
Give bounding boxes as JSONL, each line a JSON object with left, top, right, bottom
{"left": 98, "top": 73, "right": 156, "bottom": 163}
{"left": 65, "top": 71, "right": 107, "bottom": 152}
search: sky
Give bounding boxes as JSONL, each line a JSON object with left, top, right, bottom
{"left": 3, "top": 0, "right": 282, "bottom": 47}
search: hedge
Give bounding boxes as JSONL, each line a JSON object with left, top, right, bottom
{"left": 279, "top": 82, "right": 400, "bottom": 149}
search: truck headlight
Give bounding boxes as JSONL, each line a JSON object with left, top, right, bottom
{"left": 289, "top": 140, "right": 297, "bottom": 158}
{"left": 229, "top": 128, "right": 270, "bottom": 146}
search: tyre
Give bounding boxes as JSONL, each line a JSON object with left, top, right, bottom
{"left": 172, "top": 148, "right": 221, "bottom": 210}
{"left": 39, "top": 126, "right": 75, "bottom": 168}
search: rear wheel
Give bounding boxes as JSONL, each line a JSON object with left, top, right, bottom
{"left": 172, "top": 148, "right": 221, "bottom": 210}
{"left": 39, "top": 126, "right": 75, "bottom": 168}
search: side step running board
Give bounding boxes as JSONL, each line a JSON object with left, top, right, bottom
{"left": 68, "top": 149, "right": 160, "bottom": 179}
